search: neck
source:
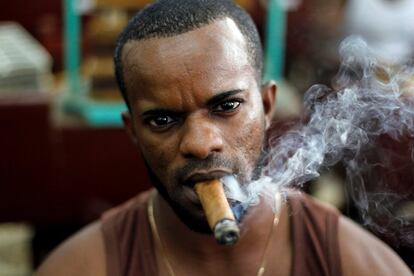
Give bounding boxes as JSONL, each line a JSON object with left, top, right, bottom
{"left": 153, "top": 190, "right": 282, "bottom": 260}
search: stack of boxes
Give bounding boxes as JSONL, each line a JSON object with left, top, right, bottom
{"left": 84, "top": 0, "right": 151, "bottom": 102}
{"left": 0, "top": 23, "right": 52, "bottom": 94}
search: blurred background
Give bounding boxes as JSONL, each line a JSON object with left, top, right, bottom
{"left": 0, "top": 0, "right": 413, "bottom": 274}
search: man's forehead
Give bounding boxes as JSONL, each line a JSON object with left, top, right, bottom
{"left": 121, "top": 18, "right": 250, "bottom": 77}
{"left": 121, "top": 18, "right": 256, "bottom": 105}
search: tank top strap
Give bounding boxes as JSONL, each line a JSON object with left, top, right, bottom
{"left": 288, "top": 192, "right": 342, "bottom": 276}
{"left": 101, "top": 189, "right": 157, "bottom": 276}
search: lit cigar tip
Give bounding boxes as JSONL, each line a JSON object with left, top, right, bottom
{"left": 213, "top": 219, "right": 240, "bottom": 246}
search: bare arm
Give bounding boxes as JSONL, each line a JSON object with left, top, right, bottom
{"left": 339, "top": 216, "right": 412, "bottom": 276}
{"left": 35, "top": 222, "right": 106, "bottom": 276}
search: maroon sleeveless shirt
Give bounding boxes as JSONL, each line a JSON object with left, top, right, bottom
{"left": 101, "top": 190, "right": 342, "bottom": 276}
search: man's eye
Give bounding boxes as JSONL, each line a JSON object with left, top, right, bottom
{"left": 214, "top": 100, "right": 242, "bottom": 113}
{"left": 147, "top": 115, "right": 176, "bottom": 128}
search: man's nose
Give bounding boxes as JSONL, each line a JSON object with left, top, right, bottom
{"left": 179, "top": 116, "right": 224, "bottom": 159}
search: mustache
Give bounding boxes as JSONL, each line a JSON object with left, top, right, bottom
{"left": 175, "top": 154, "right": 237, "bottom": 184}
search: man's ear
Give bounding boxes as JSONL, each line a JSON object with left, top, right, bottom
{"left": 261, "top": 80, "right": 277, "bottom": 129}
{"left": 122, "top": 111, "right": 138, "bottom": 145}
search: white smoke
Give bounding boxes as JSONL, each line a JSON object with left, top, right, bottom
{"left": 226, "top": 36, "right": 414, "bottom": 246}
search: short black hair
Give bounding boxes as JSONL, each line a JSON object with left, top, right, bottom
{"left": 114, "top": 0, "right": 263, "bottom": 110}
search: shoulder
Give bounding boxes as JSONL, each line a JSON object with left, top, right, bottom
{"left": 287, "top": 191, "right": 340, "bottom": 227}
{"left": 34, "top": 191, "right": 153, "bottom": 276}
{"left": 34, "top": 221, "right": 106, "bottom": 276}
{"left": 288, "top": 192, "right": 411, "bottom": 275}
{"left": 288, "top": 190, "right": 339, "bottom": 214}
{"left": 338, "top": 215, "right": 412, "bottom": 276}
{"left": 103, "top": 189, "right": 153, "bottom": 224}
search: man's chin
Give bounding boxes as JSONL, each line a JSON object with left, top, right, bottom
{"left": 174, "top": 211, "right": 212, "bottom": 234}
{"left": 162, "top": 193, "right": 213, "bottom": 234}
{"left": 144, "top": 164, "right": 211, "bottom": 233}
{"left": 142, "top": 157, "right": 259, "bottom": 234}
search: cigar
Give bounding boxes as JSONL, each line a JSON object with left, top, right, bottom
{"left": 195, "top": 179, "right": 240, "bottom": 245}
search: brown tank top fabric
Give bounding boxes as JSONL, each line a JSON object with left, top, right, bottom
{"left": 288, "top": 192, "right": 342, "bottom": 276}
{"left": 101, "top": 190, "right": 342, "bottom": 276}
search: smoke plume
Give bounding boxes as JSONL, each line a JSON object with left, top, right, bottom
{"left": 226, "top": 36, "right": 414, "bottom": 246}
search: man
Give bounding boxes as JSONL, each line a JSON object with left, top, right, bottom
{"left": 36, "top": 0, "right": 411, "bottom": 275}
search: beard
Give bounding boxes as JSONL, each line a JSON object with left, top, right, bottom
{"left": 143, "top": 134, "right": 269, "bottom": 234}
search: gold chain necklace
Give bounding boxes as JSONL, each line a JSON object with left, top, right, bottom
{"left": 148, "top": 191, "right": 283, "bottom": 276}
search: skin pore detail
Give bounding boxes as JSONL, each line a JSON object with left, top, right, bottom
{"left": 121, "top": 18, "right": 274, "bottom": 233}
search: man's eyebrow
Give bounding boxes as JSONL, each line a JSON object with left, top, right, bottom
{"left": 140, "top": 89, "right": 245, "bottom": 117}
{"left": 141, "top": 108, "right": 181, "bottom": 117}
{"left": 205, "top": 89, "right": 246, "bottom": 107}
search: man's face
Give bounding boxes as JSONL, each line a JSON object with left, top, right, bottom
{"left": 122, "top": 18, "right": 275, "bottom": 231}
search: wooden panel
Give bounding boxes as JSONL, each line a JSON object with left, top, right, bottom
{"left": 0, "top": 95, "right": 151, "bottom": 224}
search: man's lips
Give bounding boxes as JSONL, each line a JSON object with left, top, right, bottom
{"left": 183, "top": 170, "right": 232, "bottom": 187}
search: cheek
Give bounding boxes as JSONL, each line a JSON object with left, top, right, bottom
{"left": 231, "top": 114, "right": 266, "bottom": 171}
{"left": 141, "top": 145, "right": 168, "bottom": 169}
{"left": 236, "top": 98, "right": 266, "bottom": 161}
{"left": 137, "top": 135, "right": 176, "bottom": 182}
